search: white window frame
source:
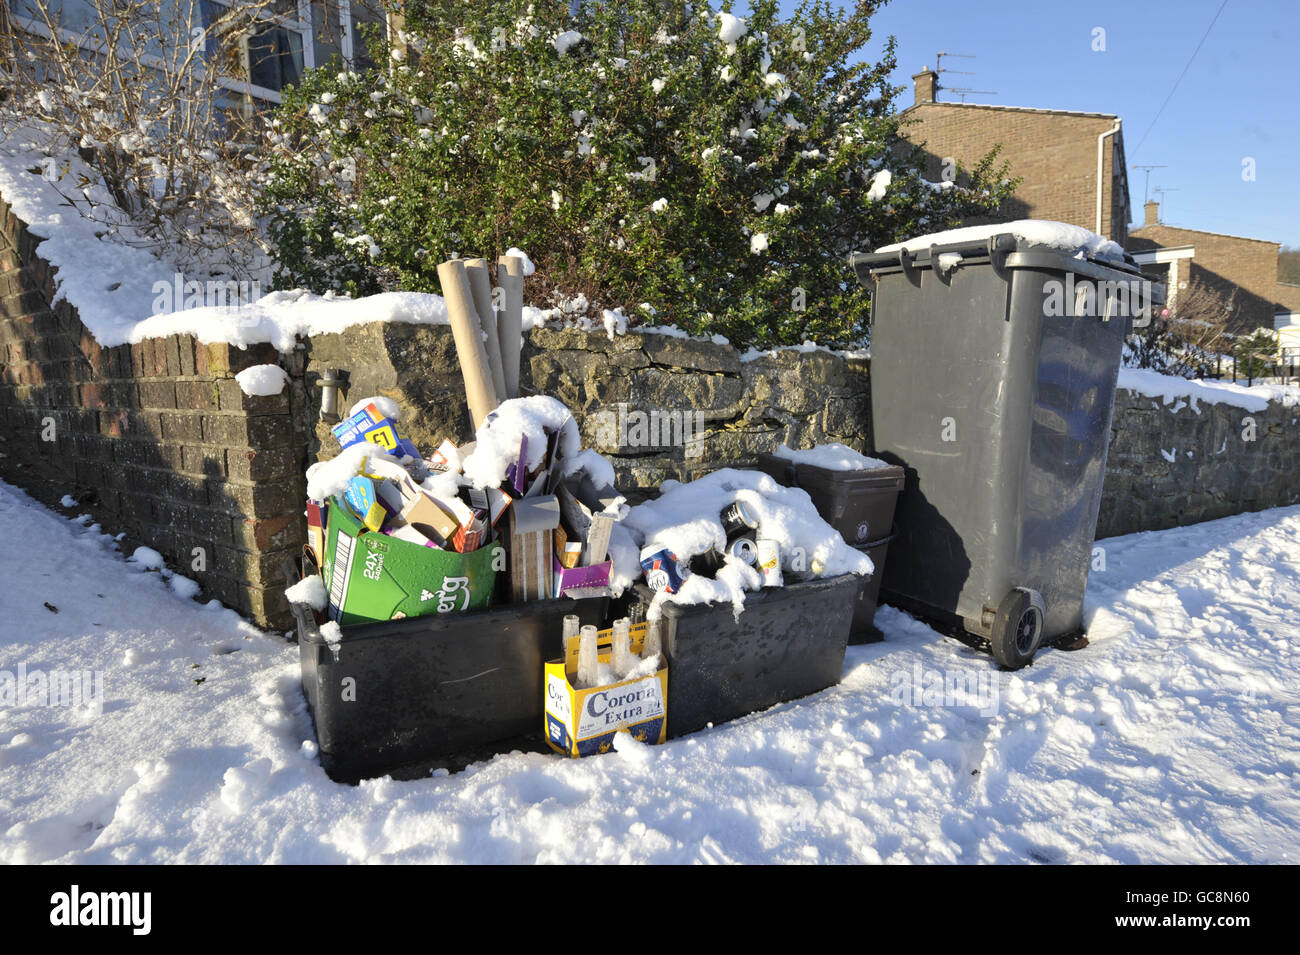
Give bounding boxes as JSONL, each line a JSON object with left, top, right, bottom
{"left": 8, "top": 0, "right": 316, "bottom": 105}
{"left": 338, "top": 0, "right": 353, "bottom": 68}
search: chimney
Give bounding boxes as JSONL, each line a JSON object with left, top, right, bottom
{"left": 913, "top": 68, "right": 938, "bottom": 106}
{"left": 1144, "top": 200, "right": 1159, "bottom": 226}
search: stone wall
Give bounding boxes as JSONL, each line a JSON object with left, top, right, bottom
{"left": 301, "top": 324, "right": 871, "bottom": 500}
{"left": 0, "top": 198, "right": 309, "bottom": 627}
{"left": 1096, "top": 388, "right": 1299, "bottom": 539}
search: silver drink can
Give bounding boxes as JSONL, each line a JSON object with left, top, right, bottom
{"left": 757, "top": 538, "right": 783, "bottom": 587}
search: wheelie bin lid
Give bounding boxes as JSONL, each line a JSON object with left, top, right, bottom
{"left": 849, "top": 230, "right": 1145, "bottom": 288}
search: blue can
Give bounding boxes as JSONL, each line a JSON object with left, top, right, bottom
{"left": 640, "top": 546, "right": 689, "bottom": 594}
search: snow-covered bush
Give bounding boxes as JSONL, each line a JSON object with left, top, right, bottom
{"left": 0, "top": 0, "right": 277, "bottom": 283}
{"left": 263, "top": 0, "right": 1013, "bottom": 347}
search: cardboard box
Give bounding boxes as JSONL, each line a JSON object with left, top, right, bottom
{"left": 322, "top": 495, "right": 503, "bottom": 626}
{"left": 306, "top": 499, "right": 328, "bottom": 565}
{"left": 553, "top": 554, "right": 612, "bottom": 599}
{"left": 508, "top": 495, "right": 559, "bottom": 601}
{"left": 344, "top": 476, "right": 386, "bottom": 532}
{"left": 332, "top": 402, "right": 422, "bottom": 460}
{"left": 370, "top": 463, "right": 461, "bottom": 546}
{"left": 544, "top": 621, "right": 668, "bottom": 757}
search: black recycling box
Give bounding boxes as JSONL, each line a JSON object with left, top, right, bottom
{"left": 756, "top": 452, "right": 905, "bottom": 548}
{"left": 630, "top": 574, "right": 858, "bottom": 738}
{"left": 850, "top": 533, "right": 894, "bottom": 644}
{"left": 292, "top": 594, "right": 608, "bottom": 783}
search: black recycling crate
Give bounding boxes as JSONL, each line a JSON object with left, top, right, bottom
{"left": 291, "top": 592, "right": 608, "bottom": 783}
{"left": 630, "top": 574, "right": 859, "bottom": 738}
{"left": 757, "top": 452, "right": 905, "bottom": 547}
{"left": 850, "top": 531, "right": 895, "bottom": 644}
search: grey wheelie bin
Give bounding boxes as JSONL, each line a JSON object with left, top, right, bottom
{"left": 849, "top": 232, "right": 1156, "bottom": 668}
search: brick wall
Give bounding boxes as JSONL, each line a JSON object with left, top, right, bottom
{"left": 0, "top": 198, "right": 308, "bottom": 628}
{"left": 899, "top": 103, "right": 1128, "bottom": 244}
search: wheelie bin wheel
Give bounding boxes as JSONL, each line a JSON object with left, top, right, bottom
{"left": 990, "top": 588, "right": 1045, "bottom": 670}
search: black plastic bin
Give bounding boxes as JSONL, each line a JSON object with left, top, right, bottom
{"left": 850, "top": 231, "right": 1158, "bottom": 668}
{"left": 850, "top": 532, "right": 894, "bottom": 643}
{"left": 757, "top": 452, "right": 905, "bottom": 547}
{"left": 630, "top": 574, "right": 859, "bottom": 738}
{"left": 757, "top": 452, "right": 903, "bottom": 642}
{"left": 291, "top": 595, "right": 608, "bottom": 782}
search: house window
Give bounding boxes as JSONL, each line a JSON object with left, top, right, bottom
{"left": 197, "top": 0, "right": 314, "bottom": 101}
{"left": 7, "top": 0, "right": 319, "bottom": 104}
{"left": 247, "top": 21, "right": 304, "bottom": 91}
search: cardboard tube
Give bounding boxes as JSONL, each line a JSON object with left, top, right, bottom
{"left": 437, "top": 258, "right": 499, "bottom": 429}
{"left": 466, "top": 258, "right": 509, "bottom": 404}
{"left": 498, "top": 255, "right": 525, "bottom": 399}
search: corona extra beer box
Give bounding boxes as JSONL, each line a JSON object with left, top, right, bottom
{"left": 544, "top": 621, "right": 668, "bottom": 757}
{"left": 322, "top": 495, "right": 503, "bottom": 627}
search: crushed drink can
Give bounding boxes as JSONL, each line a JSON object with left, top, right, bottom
{"left": 720, "top": 500, "right": 759, "bottom": 540}
{"left": 757, "top": 538, "right": 783, "bottom": 587}
{"left": 641, "top": 546, "right": 688, "bottom": 593}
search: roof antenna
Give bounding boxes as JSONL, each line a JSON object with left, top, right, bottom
{"left": 1132, "top": 164, "right": 1167, "bottom": 205}
{"left": 936, "top": 52, "right": 997, "bottom": 102}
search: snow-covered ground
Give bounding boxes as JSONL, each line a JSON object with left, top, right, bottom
{"left": 1, "top": 476, "right": 1296, "bottom": 864}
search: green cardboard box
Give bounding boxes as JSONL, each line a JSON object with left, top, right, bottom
{"left": 322, "top": 495, "right": 504, "bottom": 627}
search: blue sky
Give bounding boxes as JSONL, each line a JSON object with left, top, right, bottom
{"left": 777, "top": 0, "right": 1299, "bottom": 247}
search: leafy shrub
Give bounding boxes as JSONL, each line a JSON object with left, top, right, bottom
{"left": 263, "top": 0, "right": 1013, "bottom": 346}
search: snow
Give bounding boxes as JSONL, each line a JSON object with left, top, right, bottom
{"left": 305, "top": 443, "right": 404, "bottom": 503}
{"left": 2, "top": 475, "right": 1298, "bottom": 863}
{"left": 875, "top": 219, "right": 1127, "bottom": 262}
{"left": 622, "top": 468, "right": 873, "bottom": 620}
{"left": 739, "top": 339, "right": 869, "bottom": 363}
{"left": 460, "top": 396, "right": 581, "bottom": 490}
{"left": 750, "top": 233, "right": 769, "bottom": 254}
{"left": 717, "top": 13, "right": 747, "bottom": 45}
{"left": 865, "top": 169, "right": 891, "bottom": 201}
{"left": 552, "top": 30, "right": 583, "bottom": 55}
{"left": 59, "top": 495, "right": 77, "bottom": 508}
{"left": 601, "top": 308, "right": 627, "bottom": 340}
{"left": 234, "top": 364, "right": 289, "bottom": 397}
{"left": 504, "top": 247, "right": 536, "bottom": 276}
{"left": 285, "top": 574, "right": 327, "bottom": 612}
{"left": 128, "top": 547, "right": 165, "bottom": 571}
{"left": 1117, "top": 367, "right": 1300, "bottom": 412}
{"left": 772, "top": 443, "right": 890, "bottom": 472}
{"left": 346, "top": 395, "right": 400, "bottom": 421}
{"left": 0, "top": 130, "right": 553, "bottom": 352}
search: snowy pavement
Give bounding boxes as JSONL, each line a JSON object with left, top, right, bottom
{"left": 0, "top": 476, "right": 1296, "bottom": 864}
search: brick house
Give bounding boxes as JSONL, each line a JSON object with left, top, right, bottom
{"left": 1128, "top": 199, "right": 1300, "bottom": 342}
{"left": 897, "top": 67, "right": 1130, "bottom": 244}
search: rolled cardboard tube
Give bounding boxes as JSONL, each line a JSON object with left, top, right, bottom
{"left": 498, "top": 254, "right": 525, "bottom": 399}
{"left": 465, "top": 258, "right": 509, "bottom": 404}
{"left": 437, "top": 258, "right": 499, "bottom": 429}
